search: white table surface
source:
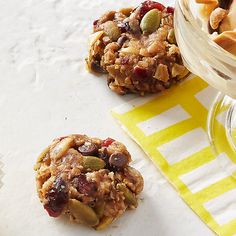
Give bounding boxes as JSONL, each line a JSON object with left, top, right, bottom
{"left": 0, "top": 0, "right": 214, "bottom": 235}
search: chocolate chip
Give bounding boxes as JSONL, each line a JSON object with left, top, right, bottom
{"left": 109, "top": 153, "right": 128, "bottom": 169}
{"left": 78, "top": 142, "right": 98, "bottom": 156}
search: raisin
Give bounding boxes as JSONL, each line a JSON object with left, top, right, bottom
{"left": 98, "top": 148, "right": 110, "bottom": 167}
{"left": 44, "top": 178, "right": 68, "bottom": 217}
{"left": 117, "top": 35, "right": 128, "bottom": 46}
{"left": 78, "top": 142, "right": 98, "bottom": 156}
{"left": 90, "top": 60, "right": 105, "bottom": 73}
{"left": 109, "top": 153, "right": 128, "bottom": 169}
{"left": 72, "top": 174, "right": 97, "bottom": 196}
{"left": 133, "top": 66, "right": 149, "bottom": 78}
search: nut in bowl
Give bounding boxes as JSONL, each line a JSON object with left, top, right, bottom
{"left": 34, "top": 135, "right": 144, "bottom": 230}
{"left": 174, "top": 0, "right": 236, "bottom": 172}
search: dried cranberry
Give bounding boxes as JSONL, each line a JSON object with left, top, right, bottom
{"left": 78, "top": 142, "right": 98, "bottom": 156}
{"left": 109, "top": 153, "right": 128, "bottom": 169}
{"left": 167, "top": 6, "right": 174, "bottom": 14}
{"left": 118, "top": 22, "right": 130, "bottom": 33}
{"left": 44, "top": 178, "right": 68, "bottom": 217}
{"left": 72, "top": 174, "right": 97, "bottom": 196}
{"left": 139, "top": 1, "right": 165, "bottom": 19}
{"left": 133, "top": 66, "right": 149, "bottom": 78}
{"left": 101, "top": 138, "right": 115, "bottom": 147}
{"left": 93, "top": 19, "right": 99, "bottom": 26}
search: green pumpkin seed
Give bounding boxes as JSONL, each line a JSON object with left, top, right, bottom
{"left": 167, "top": 29, "right": 176, "bottom": 44}
{"left": 82, "top": 156, "right": 106, "bottom": 171}
{"left": 117, "top": 183, "right": 137, "bottom": 207}
{"left": 103, "top": 21, "right": 121, "bottom": 41}
{"left": 68, "top": 199, "right": 99, "bottom": 226}
{"left": 140, "top": 9, "right": 161, "bottom": 34}
{"left": 94, "top": 216, "right": 114, "bottom": 230}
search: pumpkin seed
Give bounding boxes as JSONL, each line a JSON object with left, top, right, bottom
{"left": 94, "top": 200, "right": 105, "bottom": 219}
{"left": 94, "top": 216, "right": 114, "bottom": 230}
{"left": 50, "top": 137, "right": 74, "bottom": 160}
{"left": 68, "top": 199, "right": 99, "bottom": 226}
{"left": 140, "top": 9, "right": 161, "bottom": 34}
{"left": 82, "top": 156, "right": 106, "bottom": 171}
{"left": 117, "top": 183, "right": 137, "bottom": 207}
{"left": 167, "top": 29, "right": 176, "bottom": 44}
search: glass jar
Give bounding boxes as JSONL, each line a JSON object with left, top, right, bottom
{"left": 174, "top": 0, "right": 236, "bottom": 171}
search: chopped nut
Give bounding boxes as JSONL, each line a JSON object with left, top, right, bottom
{"left": 210, "top": 7, "right": 228, "bottom": 30}
{"left": 171, "top": 63, "right": 187, "bottom": 77}
{"left": 214, "top": 31, "right": 236, "bottom": 55}
{"left": 199, "top": 2, "right": 218, "bottom": 18}
{"left": 154, "top": 64, "right": 169, "bottom": 82}
{"left": 89, "top": 31, "right": 104, "bottom": 47}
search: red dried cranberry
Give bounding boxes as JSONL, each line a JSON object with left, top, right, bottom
{"left": 133, "top": 66, "right": 149, "bottom": 78}
{"left": 93, "top": 19, "right": 99, "bottom": 26}
{"left": 72, "top": 174, "right": 97, "bottom": 196}
{"left": 44, "top": 178, "right": 68, "bottom": 217}
{"left": 139, "top": 1, "right": 165, "bottom": 19}
{"left": 167, "top": 6, "right": 174, "bottom": 14}
{"left": 101, "top": 138, "right": 115, "bottom": 147}
{"left": 78, "top": 142, "right": 98, "bottom": 156}
{"left": 109, "top": 153, "right": 128, "bottom": 169}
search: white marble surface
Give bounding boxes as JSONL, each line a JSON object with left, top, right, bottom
{"left": 0, "top": 0, "right": 214, "bottom": 235}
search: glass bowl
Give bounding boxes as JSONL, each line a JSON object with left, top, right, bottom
{"left": 174, "top": 0, "right": 236, "bottom": 171}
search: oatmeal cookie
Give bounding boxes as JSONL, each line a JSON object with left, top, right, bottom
{"left": 34, "top": 135, "right": 144, "bottom": 230}
{"left": 87, "top": 1, "right": 189, "bottom": 95}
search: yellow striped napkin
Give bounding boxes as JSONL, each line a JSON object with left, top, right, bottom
{"left": 112, "top": 75, "right": 236, "bottom": 236}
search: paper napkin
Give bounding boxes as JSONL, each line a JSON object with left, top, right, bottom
{"left": 112, "top": 75, "right": 236, "bottom": 236}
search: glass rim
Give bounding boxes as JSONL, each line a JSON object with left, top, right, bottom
{"left": 176, "top": 0, "right": 236, "bottom": 64}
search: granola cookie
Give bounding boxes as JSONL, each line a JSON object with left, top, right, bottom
{"left": 34, "top": 135, "right": 144, "bottom": 230}
{"left": 87, "top": 1, "right": 189, "bottom": 95}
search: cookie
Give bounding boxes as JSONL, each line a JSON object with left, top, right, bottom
{"left": 87, "top": 1, "right": 189, "bottom": 95}
{"left": 34, "top": 135, "right": 144, "bottom": 230}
